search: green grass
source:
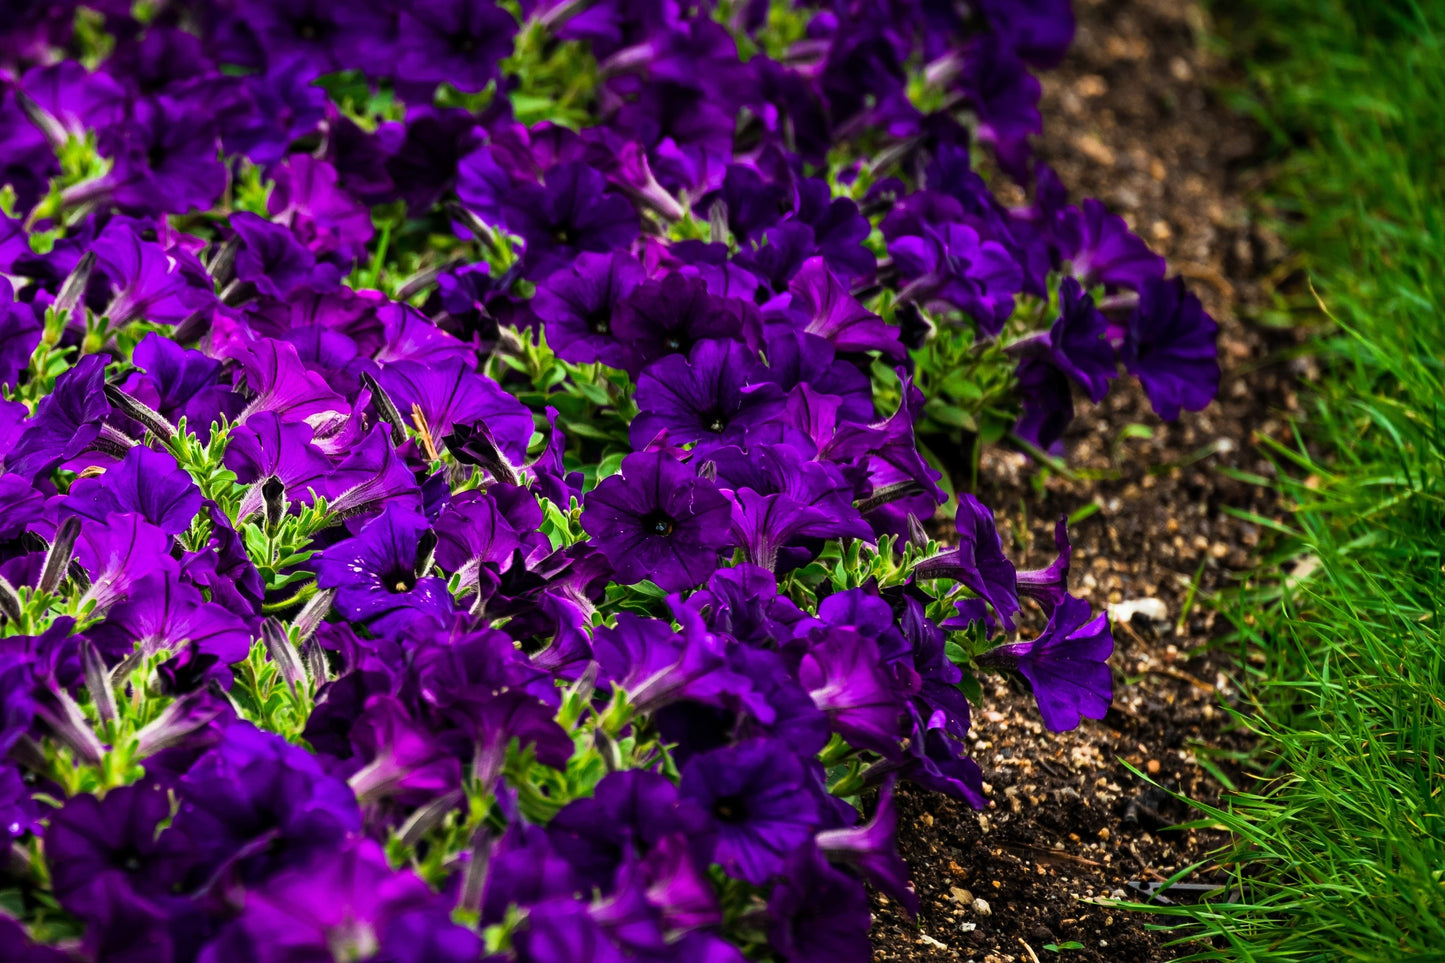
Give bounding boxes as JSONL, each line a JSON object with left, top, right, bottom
{"left": 1137, "top": 2, "right": 1445, "bottom": 960}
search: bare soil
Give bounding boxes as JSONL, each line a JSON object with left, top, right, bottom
{"left": 871, "top": 1, "right": 1304, "bottom": 960}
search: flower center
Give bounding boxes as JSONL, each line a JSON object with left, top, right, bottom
{"left": 384, "top": 566, "right": 417, "bottom": 593}
{"left": 642, "top": 511, "right": 675, "bottom": 537}
{"left": 713, "top": 795, "right": 746, "bottom": 823}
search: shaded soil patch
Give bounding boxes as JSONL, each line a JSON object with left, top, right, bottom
{"left": 872, "top": 1, "right": 1304, "bottom": 960}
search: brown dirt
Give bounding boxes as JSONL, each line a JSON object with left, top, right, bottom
{"left": 871, "top": 1, "right": 1305, "bottom": 960}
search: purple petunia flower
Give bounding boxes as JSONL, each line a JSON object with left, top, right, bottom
{"left": 796, "top": 626, "right": 908, "bottom": 757}
{"left": 1067, "top": 198, "right": 1166, "bottom": 292}
{"left": 396, "top": 0, "right": 518, "bottom": 94}
{"left": 230, "top": 211, "right": 343, "bottom": 300}
{"left": 912, "top": 495, "right": 1021, "bottom": 630}
{"left": 503, "top": 162, "right": 639, "bottom": 281}
{"left": 62, "top": 446, "right": 202, "bottom": 535}
{"left": 631, "top": 339, "right": 786, "bottom": 449}
{"left": 84, "top": 571, "right": 253, "bottom": 668}
{"left": 1050, "top": 277, "right": 1116, "bottom": 402}
{"left": 44, "top": 784, "right": 192, "bottom": 921}
{"left": 1122, "top": 276, "right": 1221, "bottom": 421}
{"left": 546, "top": 769, "right": 712, "bottom": 892}
{"left": 766, "top": 843, "right": 873, "bottom": 963}
{"left": 580, "top": 451, "right": 732, "bottom": 591}
{"left": 978, "top": 592, "right": 1114, "bottom": 731}
{"left": 314, "top": 503, "right": 456, "bottom": 635}
{"left": 172, "top": 722, "right": 361, "bottom": 886}
{"left": 198, "top": 838, "right": 463, "bottom": 963}
{"left": 0, "top": 279, "right": 40, "bottom": 391}
{"left": 612, "top": 271, "right": 758, "bottom": 374}
{"left": 5, "top": 353, "right": 110, "bottom": 481}
{"left": 531, "top": 250, "right": 646, "bottom": 369}
{"left": 815, "top": 779, "right": 917, "bottom": 913}
{"left": 679, "top": 738, "right": 824, "bottom": 885}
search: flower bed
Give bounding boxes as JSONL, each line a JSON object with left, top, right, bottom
{"left": 0, "top": 2, "right": 1220, "bottom": 960}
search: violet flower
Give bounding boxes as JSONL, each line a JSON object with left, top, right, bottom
{"left": 978, "top": 593, "right": 1114, "bottom": 732}
{"left": 679, "top": 738, "right": 824, "bottom": 885}
{"left": 1122, "top": 276, "right": 1221, "bottom": 421}
{"left": 911, "top": 495, "right": 1021, "bottom": 630}
{"left": 396, "top": 0, "right": 518, "bottom": 93}
{"left": 766, "top": 843, "right": 872, "bottom": 963}
{"left": 62, "top": 445, "right": 202, "bottom": 535}
{"left": 580, "top": 451, "right": 732, "bottom": 592}
{"left": 314, "top": 503, "right": 456, "bottom": 636}
{"left": 631, "top": 339, "right": 786, "bottom": 449}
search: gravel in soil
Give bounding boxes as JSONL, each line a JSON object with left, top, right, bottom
{"left": 871, "top": 1, "right": 1305, "bottom": 960}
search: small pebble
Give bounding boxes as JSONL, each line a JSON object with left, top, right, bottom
{"left": 1146, "top": 759, "right": 1161, "bottom": 775}
{"left": 972, "top": 898, "right": 992, "bottom": 917}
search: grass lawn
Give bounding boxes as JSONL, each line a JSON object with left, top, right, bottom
{"left": 1146, "top": 1, "right": 1445, "bottom": 959}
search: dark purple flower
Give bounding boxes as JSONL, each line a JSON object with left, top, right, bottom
{"left": 72, "top": 512, "right": 178, "bottom": 614}
{"left": 766, "top": 844, "right": 872, "bottom": 963}
{"left": 223, "top": 57, "right": 329, "bottom": 165}
{"left": 529, "top": 250, "right": 644, "bottom": 368}
{"left": 225, "top": 335, "right": 348, "bottom": 428}
{"left": 979, "top": 593, "right": 1113, "bottom": 731}
{"left": 268, "top": 154, "right": 375, "bottom": 263}
{"left": 5, "top": 353, "right": 110, "bottom": 481}
{"left": 92, "top": 220, "right": 216, "bottom": 328}
{"left": 118, "top": 333, "right": 240, "bottom": 441}
{"left": 0, "top": 764, "right": 42, "bottom": 842}
{"left": 1051, "top": 277, "right": 1116, "bottom": 401}
{"left": 546, "top": 769, "right": 712, "bottom": 891}
{"left": 224, "top": 412, "right": 333, "bottom": 519}
{"left": 612, "top": 272, "right": 759, "bottom": 374}
{"left": 912, "top": 495, "right": 1020, "bottom": 630}
{"left": 890, "top": 223, "right": 1023, "bottom": 335}
{"left": 385, "top": 108, "right": 482, "bottom": 215}
{"left": 502, "top": 162, "right": 640, "bottom": 281}
{"left": 347, "top": 694, "right": 462, "bottom": 806}
{"left": 1016, "top": 517, "right": 1072, "bottom": 615}
{"left": 95, "top": 98, "right": 227, "bottom": 216}
{"left": 172, "top": 722, "right": 361, "bottom": 884}
{"left": 631, "top": 339, "right": 786, "bottom": 449}
{"left": 314, "top": 503, "right": 456, "bottom": 635}
{"left": 44, "top": 784, "right": 192, "bottom": 920}
{"left": 513, "top": 899, "right": 627, "bottom": 963}
{"left": 84, "top": 571, "right": 252, "bottom": 667}
{"left": 198, "top": 839, "right": 449, "bottom": 962}
{"left": 956, "top": 41, "right": 1042, "bottom": 171}
{"left": 230, "top": 211, "right": 343, "bottom": 300}
{"left": 784, "top": 258, "right": 903, "bottom": 360}
{"left": 0, "top": 89, "right": 59, "bottom": 213}
{"left": 580, "top": 451, "right": 732, "bottom": 591}
{"left": 797, "top": 626, "right": 907, "bottom": 757}
{"left": 1068, "top": 199, "right": 1166, "bottom": 292}
{"left": 1122, "top": 276, "right": 1221, "bottom": 421}
{"left": 0, "top": 279, "right": 40, "bottom": 390}
{"left": 815, "top": 779, "right": 916, "bottom": 913}
{"left": 0, "top": 914, "right": 68, "bottom": 963}
{"left": 978, "top": 0, "right": 1076, "bottom": 68}
{"left": 396, "top": 0, "right": 518, "bottom": 93}
{"left": 679, "top": 738, "right": 824, "bottom": 884}
{"left": 63, "top": 446, "right": 202, "bottom": 535}
{"left": 1013, "top": 351, "right": 1074, "bottom": 452}
{"left": 593, "top": 609, "right": 748, "bottom": 713}
{"left": 377, "top": 359, "right": 534, "bottom": 462}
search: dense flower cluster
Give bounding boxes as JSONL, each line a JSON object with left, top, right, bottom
{"left": 0, "top": 2, "right": 1219, "bottom": 961}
